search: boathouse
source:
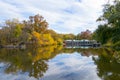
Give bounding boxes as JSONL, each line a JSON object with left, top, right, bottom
{"left": 63, "top": 39, "right": 101, "bottom": 47}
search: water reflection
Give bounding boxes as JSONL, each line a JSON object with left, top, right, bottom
{"left": 93, "top": 49, "right": 120, "bottom": 80}
{"left": 0, "top": 46, "right": 119, "bottom": 80}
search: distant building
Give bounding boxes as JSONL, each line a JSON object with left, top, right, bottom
{"left": 63, "top": 39, "right": 101, "bottom": 48}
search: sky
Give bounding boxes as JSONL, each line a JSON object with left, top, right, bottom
{"left": 0, "top": 0, "right": 114, "bottom": 34}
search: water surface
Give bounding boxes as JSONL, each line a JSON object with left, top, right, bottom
{"left": 0, "top": 46, "right": 120, "bottom": 80}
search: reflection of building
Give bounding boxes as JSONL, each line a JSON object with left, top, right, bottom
{"left": 81, "top": 51, "right": 92, "bottom": 57}
{"left": 63, "top": 39, "right": 101, "bottom": 48}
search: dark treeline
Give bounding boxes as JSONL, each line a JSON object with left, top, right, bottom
{"left": 93, "top": 0, "right": 120, "bottom": 48}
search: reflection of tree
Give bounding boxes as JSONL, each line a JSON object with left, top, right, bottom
{"left": 62, "top": 47, "right": 108, "bottom": 57}
{"left": 92, "top": 49, "right": 120, "bottom": 80}
{"left": 0, "top": 45, "right": 63, "bottom": 79}
{"left": 31, "top": 46, "right": 55, "bottom": 62}
{"left": 4, "top": 59, "right": 48, "bottom": 79}
{"left": 1, "top": 46, "right": 120, "bottom": 80}
{"left": 29, "top": 59, "right": 48, "bottom": 78}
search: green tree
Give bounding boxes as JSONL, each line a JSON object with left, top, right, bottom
{"left": 94, "top": 0, "right": 120, "bottom": 46}
{"left": 93, "top": 25, "right": 113, "bottom": 44}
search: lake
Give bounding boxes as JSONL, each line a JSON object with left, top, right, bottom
{"left": 0, "top": 46, "right": 120, "bottom": 80}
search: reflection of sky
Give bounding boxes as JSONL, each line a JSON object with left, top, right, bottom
{"left": 42, "top": 52, "right": 101, "bottom": 80}
{"left": 0, "top": 52, "right": 101, "bottom": 80}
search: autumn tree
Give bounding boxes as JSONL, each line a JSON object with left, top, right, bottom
{"left": 77, "top": 29, "right": 92, "bottom": 40}
{"left": 62, "top": 33, "right": 76, "bottom": 40}
{"left": 28, "top": 14, "right": 48, "bottom": 33}
{"left": 0, "top": 14, "right": 63, "bottom": 46}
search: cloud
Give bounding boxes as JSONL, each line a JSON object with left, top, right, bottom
{"left": 0, "top": 0, "right": 114, "bottom": 34}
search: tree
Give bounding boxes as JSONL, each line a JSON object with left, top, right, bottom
{"left": 28, "top": 14, "right": 48, "bottom": 33}
{"left": 0, "top": 14, "right": 63, "bottom": 46}
{"left": 93, "top": 25, "right": 113, "bottom": 44}
{"left": 94, "top": 0, "right": 120, "bottom": 45}
{"left": 62, "top": 33, "right": 75, "bottom": 40}
{"left": 77, "top": 29, "right": 92, "bottom": 40}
